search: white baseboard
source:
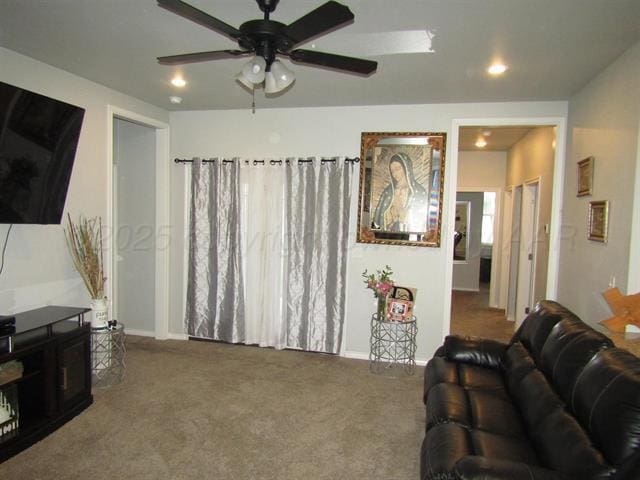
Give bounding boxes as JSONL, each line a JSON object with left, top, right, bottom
{"left": 452, "top": 287, "right": 480, "bottom": 292}
{"left": 343, "top": 350, "right": 369, "bottom": 361}
{"left": 125, "top": 328, "right": 189, "bottom": 341}
{"left": 125, "top": 328, "right": 156, "bottom": 338}
{"left": 342, "top": 350, "right": 428, "bottom": 366}
{"left": 167, "top": 333, "right": 188, "bottom": 340}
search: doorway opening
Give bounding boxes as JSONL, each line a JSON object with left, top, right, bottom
{"left": 449, "top": 123, "right": 562, "bottom": 342}
{"left": 107, "top": 106, "right": 170, "bottom": 339}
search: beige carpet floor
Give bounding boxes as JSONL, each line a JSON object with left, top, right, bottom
{"left": 450, "top": 286, "right": 514, "bottom": 343}
{"left": 0, "top": 337, "right": 425, "bottom": 480}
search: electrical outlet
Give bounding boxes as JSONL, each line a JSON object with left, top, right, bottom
{"left": 609, "top": 276, "right": 616, "bottom": 288}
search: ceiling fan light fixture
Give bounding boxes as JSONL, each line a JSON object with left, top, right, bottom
{"left": 241, "top": 56, "right": 267, "bottom": 84}
{"left": 236, "top": 72, "right": 256, "bottom": 90}
{"left": 264, "top": 71, "right": 278, "bottom": 94}
{"left": 270, "top": 60, "right": 295, "bottom": 91}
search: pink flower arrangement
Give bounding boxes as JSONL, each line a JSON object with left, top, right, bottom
{"left": 362, "top": 265, "right": 394, "bottom": 300}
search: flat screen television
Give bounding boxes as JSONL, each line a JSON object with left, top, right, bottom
{"left": 0, "top": 81, "right": 85, "bottom": 224}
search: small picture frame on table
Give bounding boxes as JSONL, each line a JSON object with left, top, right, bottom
{"left": 386, "top": 285, "right": 417, "bottom": 322}
{"left": 577, "top": 156, "right": 594, "bottom": 197}
{"left": 588, "top": 200, "right": 609, "bottom": 242}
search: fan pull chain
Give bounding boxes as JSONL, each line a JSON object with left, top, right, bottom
{"left": 252, "top": 89, "right": 256, "bottom": 114}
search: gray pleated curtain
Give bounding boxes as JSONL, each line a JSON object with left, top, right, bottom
{"left": 185, "top": 157, "right": 353, "bottom": 354}
{"left": 185, "top": 158, "right": 245, "bottom": 343}
{"left": 285, "top": 160, "right": 352, "bottom": 353}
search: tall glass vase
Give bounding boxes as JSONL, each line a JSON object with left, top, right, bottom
{"left": 377, "top": 296, "right": 387, "bottom": 320}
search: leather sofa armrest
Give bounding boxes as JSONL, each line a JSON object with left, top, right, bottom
{"left": 442, "top": 336, "right": 508, "bottom": 369}
{"left": 455, "top": 456, "right": 571, "bottom": 480}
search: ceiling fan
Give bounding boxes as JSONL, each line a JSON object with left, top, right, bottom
{"left": 157, "top": 0, "right": 378, "bottom": 93}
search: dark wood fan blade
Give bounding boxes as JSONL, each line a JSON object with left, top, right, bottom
{"left": 281, "top": 1, "right": 354, "bottom": 46}
{"left": 289, "top": 49, "right": 377, "bottom": 75}
{"left": 157, "top": 0, "right": 241, "bottom": 40}
{"left": 157, "top": 50, "right": 250, "bottom": 65}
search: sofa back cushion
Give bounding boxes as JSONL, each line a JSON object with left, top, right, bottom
{"left": 540, "top": 318, "right": 614, "bottom": 404}
{"left": 573, "top": 348, "right": 640, "bottom": 466}
{"left": 511, "top": 300, "right": 579, "bottom": 364}
{"left": 510, "top": 369, "right": 564, "bottom": 428}
{"left": 502, "top": 342, "right": 537, "bottom": 393}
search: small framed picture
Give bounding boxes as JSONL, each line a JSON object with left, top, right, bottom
{"left": 577, "top": 156, "right": 594, "bottom": 197}
{"left": 390, "top": 285, "right": 417, "bottom": 302}
{"left": 387, "top": 299, "right": 414, "bottom": 322}
{"left": 588, "top": 200, "right": 609, "bottom": 242}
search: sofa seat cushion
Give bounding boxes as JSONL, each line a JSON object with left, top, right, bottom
{"left": 424, "top": 357, "right": 504, "bottom": 402}
{"left": 426, "top": 383, "right": 526, "bottom": 438}
{"left": 420, "top": 423, "right": 539, "bottom": 480}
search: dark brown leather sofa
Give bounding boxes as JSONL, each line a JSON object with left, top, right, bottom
{"left": 421, "top": 300, "right": 640, "bottom": 480}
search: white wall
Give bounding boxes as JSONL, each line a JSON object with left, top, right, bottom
{"left": 558, "top": 41, "right": 640, "bottom": 324}
{"left": 457, "top": 151, "right": 507, "bottom": 189}
{"left": 170, "top": 101, "right": 567, "bottom": 361}
{"left": 507, "top": 127, "right": 556, "bottom": 305}
{"left": 454, "top": 151, "right": 507, "bottom": 292}
{"left": 0, "top": 47, "right": 168, "bottom": 314}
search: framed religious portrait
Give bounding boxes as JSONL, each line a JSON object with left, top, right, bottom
{"left": 577, "top": 156, "right": 594, "bottom": 197}
{"left": 588, "top": 200, "right": 609, "bottom": 242}
{"left": 357, "top": 132, "right": 446, "bottom": 247}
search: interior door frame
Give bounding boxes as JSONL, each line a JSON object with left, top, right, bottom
{"left": 505, "top": 185, "right": 523, "bottom": 321}
{"left": 444, "top": 116, "right": 567, "bottom": 337}
{"left": 107, "top": 105, "right": 170, "bottom": 339}
{"left": 515, "top": 177, "right": 541, "bottom": 326}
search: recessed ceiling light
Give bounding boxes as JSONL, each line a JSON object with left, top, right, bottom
{"left": 487, "top": 63, "right": 508, "bottom": 75}
{"left": 171, "top": 77, "right": 187, "bottom": 87}
{"left": 475, "top": 138, "right": 487, "bottom": 148}
{"left": 169, "top": 96, "right": 182, "bottom": 104}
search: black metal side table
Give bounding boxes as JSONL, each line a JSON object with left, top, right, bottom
{"left": 370, "top": 313, "right": 417, "bottom": 375}
{"left": 90, "top": 323, "right": 126, "bottom": 389}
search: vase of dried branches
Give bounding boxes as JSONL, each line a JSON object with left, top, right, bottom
{"left": 65, "top": 214, "right": 107, "bottom": 328}
{"left": 89, "top": 298, "right": 108, "bottom": 329}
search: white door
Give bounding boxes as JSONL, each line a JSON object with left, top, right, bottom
{"left": 506, "top": 186, "right": 522, "bottom": 322}
{"left": 499, "top": 189, "right": 513, "bottom": 310}
{"left": 515, "top": 181, "right": 539, "bottom": 327}
{"left": 113, "top": 118, "right": 157, "bottom": 333}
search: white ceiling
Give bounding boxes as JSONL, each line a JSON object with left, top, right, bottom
{"left": 1, "top": 0, "right": 639, "bottom": 111}
{"left": 459, "top": 126, "right": 533, "bottom": 151}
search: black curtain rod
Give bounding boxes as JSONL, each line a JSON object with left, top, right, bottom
{"left": 174, "top": 157, "right": 360, "bottom": 165}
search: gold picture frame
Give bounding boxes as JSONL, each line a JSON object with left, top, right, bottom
{"left": 588, "top": 200, "right": 609, "bottom": 242}
{"left": 577, "top": 156, "right": 594, "bottom": 197}
{"left": 357, "top": 132, "right": 446, "bottom": 247}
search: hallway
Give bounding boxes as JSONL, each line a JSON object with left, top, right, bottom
{"left": 450, "top": 285, "right": 514, "bottom": 343}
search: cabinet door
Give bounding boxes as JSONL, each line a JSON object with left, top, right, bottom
{"left": 58, "top": 334, "right": 91, "bottom": 411}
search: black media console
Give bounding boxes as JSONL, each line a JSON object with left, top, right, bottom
{"left": 0, "top": 306, "right": 92, "bottom": 463}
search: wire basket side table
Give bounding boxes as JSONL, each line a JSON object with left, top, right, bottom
{"left": 90, "top": 323, "right": 126, "bottom": 389}
{"left": 369, "top": 313, "right": 417, "bottom": 375}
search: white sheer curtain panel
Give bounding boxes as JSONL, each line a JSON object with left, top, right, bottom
{"left": 240, "top": 163, "right": 287, "bottom": 349}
